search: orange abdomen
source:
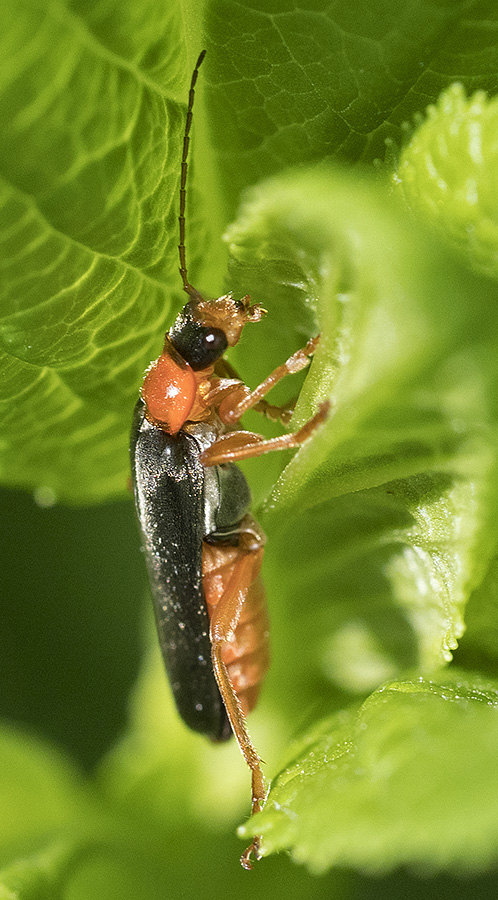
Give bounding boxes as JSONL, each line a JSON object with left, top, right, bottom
{"left": 202, "top": 544, "right": 270, "bottom": 716}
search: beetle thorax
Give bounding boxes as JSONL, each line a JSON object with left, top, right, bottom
{"left": 141, "top": 344, "right": 197, "bottom": 434}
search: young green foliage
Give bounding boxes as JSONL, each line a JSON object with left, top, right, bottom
{"left": 240, "top": 672, "right": 498, "bottom": 873}
{"left": 396, "top": 85, "right": 498, "bottom": 278}
{"left": 226, "top": 170, "right": 498, "bottom": 678}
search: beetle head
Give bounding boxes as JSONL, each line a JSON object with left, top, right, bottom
{"left": 169, "top": 295, "right": 265, "bottom": 370}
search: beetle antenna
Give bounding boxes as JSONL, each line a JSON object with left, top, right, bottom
{"left": 178, "top": 49, "right": 206, "bottom": 298}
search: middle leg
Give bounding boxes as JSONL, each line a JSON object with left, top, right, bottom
{"left": 200, "top": 400, "right": 330, "bottom": 466}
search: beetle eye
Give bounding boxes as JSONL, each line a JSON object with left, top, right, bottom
{"left": 202, "top": 328, "right": 228, "bottom": 358}
{"left": 170, "top": 321, "right": 228, "bottom": 370}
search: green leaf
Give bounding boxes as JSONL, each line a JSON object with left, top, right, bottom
{"left": 206, "top": 0, "right": 498, "bottom": 215}
{"left": 396, "top": 84, "right": 498, "bottom": 278}
{"left": 2, "top": 1, "right": 498, "bottom": 501}
{"left": 225, "top": 168, "right": 498, "bottom": 683}
{"left": 240, "top": 671, "right": 498, "bottom": 874}
{"left": 0, "top": 1, "right": 211, "bottom": 502}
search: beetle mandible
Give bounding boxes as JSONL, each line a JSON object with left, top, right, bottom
{"left": 130, "top": 50, "right": 329, "bottom": 869}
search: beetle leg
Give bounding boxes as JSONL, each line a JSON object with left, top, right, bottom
{"left": 200, "top": 400, "right": 330, "bottom": 466}
{"left": 206, "top": 334, "right": 319, "bottom": 426}
{"left": 218, "top": 334, "right": 320, "bottom": 425}
{"left": 207, "top": 545, "right": 267, "bottom": 868}
{"left": 201, "top": 377, "right": 248, "bottom": 410}
{"left": 205, "top": 380, "right": 298, "bottom": 427}
{"left": 214, "top": 359, "right": 297, "bottom": 425}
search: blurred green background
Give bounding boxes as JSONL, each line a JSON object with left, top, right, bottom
{"left": 0, "top": 488, "right": 143, "bottom": 769}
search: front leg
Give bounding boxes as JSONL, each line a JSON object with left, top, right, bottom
{"left": 203, "top": 333, "right": 320, "bottom": 427}
{"left": 218, "top": 335, "right": 320, "bottom": 425}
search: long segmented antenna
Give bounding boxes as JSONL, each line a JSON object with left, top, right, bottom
{"left": 178, "top": 49, "right": 206, "bottom": 297}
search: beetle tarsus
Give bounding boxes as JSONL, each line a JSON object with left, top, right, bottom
{"left": 253, "top": 395, "right": 297, "bottom": 425}
{"left": 240, "top": 837, "right": 261, "bottom": 871}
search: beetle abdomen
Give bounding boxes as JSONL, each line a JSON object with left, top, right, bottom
{"left": 202, "top": 543, "right": 270, "bottom": 716}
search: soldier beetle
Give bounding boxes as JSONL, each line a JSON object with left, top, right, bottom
{"left": 130, "top": 50, "right": 328, "bottom": 868}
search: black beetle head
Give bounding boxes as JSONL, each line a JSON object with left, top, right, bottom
{"left": 169, "top": 302, "right": 228, "bottom": 370}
